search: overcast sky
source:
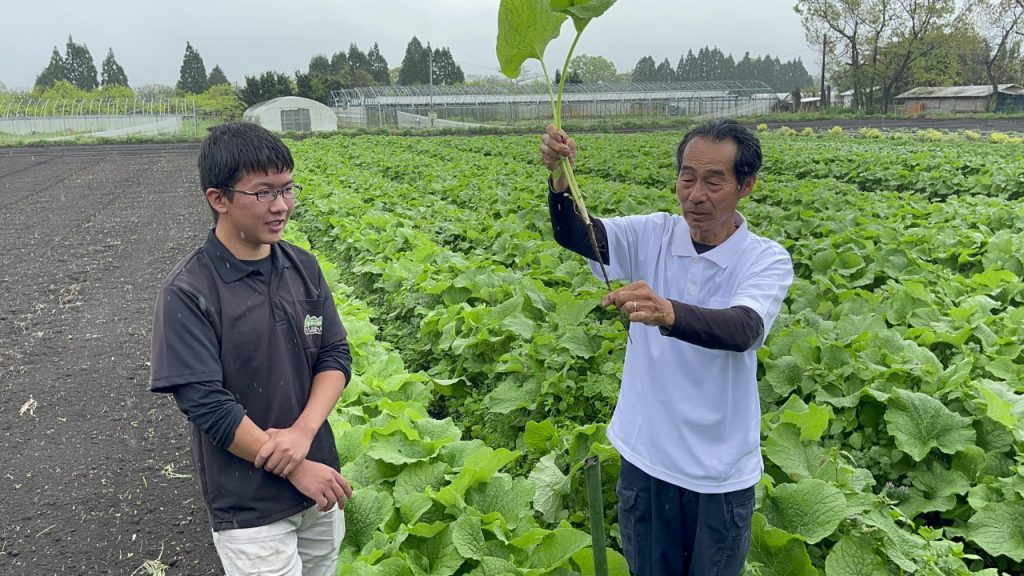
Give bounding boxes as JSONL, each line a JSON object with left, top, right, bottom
{"left": 1, "top": 0, "right": 817, "bottom": 91}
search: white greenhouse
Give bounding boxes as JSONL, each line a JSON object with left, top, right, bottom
{"left": 243, "top": 96, "right": 337, "bottom": 132}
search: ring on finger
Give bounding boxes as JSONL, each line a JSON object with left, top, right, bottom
{"left": 632, "top": 301, "right": 638, "bottom": 312}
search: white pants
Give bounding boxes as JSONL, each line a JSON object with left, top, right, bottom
{"left": 212, "top": 505, "right": 345, "bottom": 576}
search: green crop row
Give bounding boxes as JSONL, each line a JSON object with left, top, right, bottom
{"left": 289, "top": 130, "right": 1024, "bottom": 575}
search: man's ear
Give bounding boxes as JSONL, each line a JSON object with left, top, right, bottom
{"left": 738, "top": 175, "right": 756, "bottom": 199}
{"left": 205, "top": 187, "right": 229, "bottom": 215}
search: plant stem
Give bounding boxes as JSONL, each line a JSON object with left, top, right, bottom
{"left": 584, "top": 456, "right": 609, "bottom": 576}
{"left": 554, "top": 30, "right": 583, "bottom": 129}
{"left": 543, "top": 26, "right": 629, "bottom": 339}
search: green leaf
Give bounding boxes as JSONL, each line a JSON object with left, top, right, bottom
{"left": 572, "top": 546, "right": 630, "bottom": 576}
{"left": 976, "top": 380, "right": 1024, "bottom": 435}
{"left": 780, "top": 402, "right": 834, "bottom": 442}
{"left": 966, "top": 500, "right": 1024, "bottom": 562}
{"left": 405, "top": 524, "right": 465, "bottom": 576}
{"left": 762, "top": 479, "right": 847, "bottom": 544}
{"left": 858, "top": 508, "right": 922, "bottom": 572}
{"left": 484, "top": 379, "right": 538, "bottom": 414}
{"left": 496, "top": 0, "right": 567, "bottom": 78}
{"left": 398, "top": 493, "right": 435, "bottom": 526}
{"left": 551, "top": 293, "right": 597, "bottom": 327}
{"left": 452, "top": 516, "right": 487, "bottom": 561}
{"left": 883, "top": 389, "right": 976, "bottom": 461}
{"left": 550, "top": 0, "right": 618, "bottom": 32}
{"left": 343, "top": 488, "right": 395, "bottom": 552}
{"left": 824, "top": 534, "right": 888, "bottom": 576}
{"left": 525, "top": 526, "right": 590, "bottom": 570}
{"left": 466, "top": 557, "right": 523, "bottom": 576}
{"left": 529, "top": 453, "right": 569, "bottom": 523}
{"left": 500, "top": 312, "right": 537, "bottom": 339}
{"left": 560, "top": 329, "right": 599, "bottom": 357}
{"left": 907, "top": 461, "right": 971, "bottom": 499}
{"left": 437, "top": 446, "right": 520, "bottom": 507}
{"left": 394, "top": 461, "right": 450, "bottom": 501}
{"left": 810, "top": 249, "right": 837, "bottom": 275}
{"left": 367, "top": 429, "right": 445, "bottom": 465}
{"left": 524, "top": 419, "right": 558, "bottom": 452}
{"left": 764, "top": 356, "right": 804, "bottom": 399}
{"left": 345, "top": 557, "right": 412, "bottom": 576}
{"left": 466, "top": 474, "right": 536, "bottom": 531}
{"left": 746, "top": 513, "right": 817, "bottom": 576}
{"left": 764, "top": 423, "right": 822, "bottom": 480}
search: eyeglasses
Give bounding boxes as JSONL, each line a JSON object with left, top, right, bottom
{"left": 219, "top": 184, "right": 302, "bottom": 203}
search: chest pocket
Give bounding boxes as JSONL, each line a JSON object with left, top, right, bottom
{"left": 294, "top": 299, "right": 324, "bottom": 351}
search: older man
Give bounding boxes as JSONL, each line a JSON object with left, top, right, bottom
{"left": 540, "top": 119, "right": 793, "bottom": 575}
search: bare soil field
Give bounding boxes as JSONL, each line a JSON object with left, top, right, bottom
{"left": 0, "top": 144, "right": 221, "bottom": 575}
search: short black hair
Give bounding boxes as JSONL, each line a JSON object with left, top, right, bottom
{"left": 198, "top": 122, "right": 294, "bottom": 222}
{"left": 675, "top": 119, "right": 762, "bottom": 186}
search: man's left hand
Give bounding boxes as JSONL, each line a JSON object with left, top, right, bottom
{"left": 254, "top": 427, "right": 313, "bottom": 477}
{"left": 602, "top": 280, "right": 675, "bottom": 329}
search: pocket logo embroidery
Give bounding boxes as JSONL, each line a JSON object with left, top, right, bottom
{"left": 304, "top": 315, "right": 323, "bottom": 335}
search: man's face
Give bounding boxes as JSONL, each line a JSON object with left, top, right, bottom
{"left": 675, "top": 137, "right": 753, "bottom": 245}
{"left": 211, "top": 170, "right": 294, "bottom": 258}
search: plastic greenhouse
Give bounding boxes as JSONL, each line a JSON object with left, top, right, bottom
{"left": 243, "top": 96, "right": 337, "bottom": 132}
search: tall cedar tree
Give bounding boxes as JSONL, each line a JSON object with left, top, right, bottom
{"left": 431, "top": 47, "right": 465, "bottom": 85}
{"left": 347, "top": 44, "right": 370, "bottom": 76}
{"left": 347, "top": 44, "right": 375, "bottom": 87}
{"left": 329, "top": 52, "right": 349, "bottom": 80}
{"left": 655, "top": 58, "right": 676, "bottom": 81}
{"left": 399, "top": 36, "right": 429, "bottom": 85}
{"left": 177, "top": 42, "right": 208, "bottom": 94}
{"left": 35, "top": 47, "right": 67, "bottom": 91}
{"left": 101, "top": 48, "right": 129, "bottom": 88}
{"left": 631, "top": 56, "right": 658, "bottom": 82}
{"left": 208, "top": 65, "right": 229, "bottom": 86}
{"left": 367, "top": 43, "right": 390, "bottom": 85}
{"left": 296, "top": 54, "right": 344, "bottom": 104}
{"left": 64, "top": 36, "right": 99, "bottom": 91}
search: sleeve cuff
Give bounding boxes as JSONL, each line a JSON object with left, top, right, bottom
{"left": 548, "top": 176, "right": 570, "bottom": 195}
{"left": 659, "top": 300, "right": 687, "bottom": 338}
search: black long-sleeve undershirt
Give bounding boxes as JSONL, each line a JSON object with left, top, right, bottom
{"left": 171, "top": 381, "right": 247, "bottom": 449}
{"left": 548, "top": 183, "right": 764, "bottom": 352}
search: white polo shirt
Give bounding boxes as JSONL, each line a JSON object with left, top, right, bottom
{"left": 592, "top": 210, "right": 793, "bottom": 493}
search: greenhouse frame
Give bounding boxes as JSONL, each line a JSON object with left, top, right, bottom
{"left": 330, "top": 81, "right": 777, "bottom": 128}
{"left": 0, "top": 97, "right": 197, "bottom": 137}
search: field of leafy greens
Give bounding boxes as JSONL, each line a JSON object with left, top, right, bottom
{"left": 283, "top": 128, "right": 1024, "bottom": 576}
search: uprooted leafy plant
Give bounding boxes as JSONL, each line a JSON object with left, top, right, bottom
{"left": 496, "top": 0, "right": 618, "bottom": 294}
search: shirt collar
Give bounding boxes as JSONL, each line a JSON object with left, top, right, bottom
{"left": 203, "top": 229, "right": 288, "bottom": 283}
{"left": 670, "top": 212, "right": 749, "bottom": 268}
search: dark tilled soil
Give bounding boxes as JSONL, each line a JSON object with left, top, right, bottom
{"left": 0, "top": 144, "right": 222, "bottom": 575}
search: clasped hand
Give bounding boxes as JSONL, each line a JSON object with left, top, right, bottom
{"left": 254, "top": 426, "right": 312, "bottom": 478}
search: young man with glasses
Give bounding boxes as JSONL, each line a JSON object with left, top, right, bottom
{"left": 150, "top": 122, "right": 352, "bottom": 575}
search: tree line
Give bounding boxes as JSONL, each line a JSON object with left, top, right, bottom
{"left": 796, "top": 0, "right": 1024, "bottom": 111}
{"left": 630, "top": 47, "right": 815, "bottom": 92}
{"left": 25, "top": 35, "right": 466, "bottom": 107}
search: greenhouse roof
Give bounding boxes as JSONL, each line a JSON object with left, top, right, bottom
{"left": 331, "top": 81, "right": 774, "bottom": 108}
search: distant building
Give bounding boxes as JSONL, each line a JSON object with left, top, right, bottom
{"left": 894, "top": 84, "right": 1024, "bottom": 113}
{"left": 833, "top": 87, "right": 879, "bottom": 109}
{"left": 243, "top": 96, "right": 337, "bottom": 132}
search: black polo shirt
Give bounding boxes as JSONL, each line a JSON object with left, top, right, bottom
{"left": 150, "top": 230, "right": 350, "bottom": 531}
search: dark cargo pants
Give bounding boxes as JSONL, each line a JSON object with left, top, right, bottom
{"left": 616, "top": 457, "right": 756, "bottom": 576}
